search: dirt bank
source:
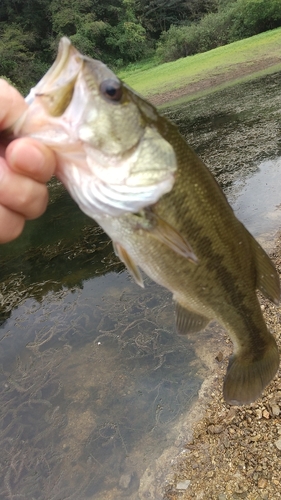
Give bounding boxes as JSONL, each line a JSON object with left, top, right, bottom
{"left": 148, "top": 57, "right": 281, "bottom": 107}
{"left": 163, "top": 239, "right": 281, "bottom": 500}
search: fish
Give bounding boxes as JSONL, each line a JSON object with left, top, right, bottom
{"left": 9, "top": 37, "right": 280, "bottom": 405}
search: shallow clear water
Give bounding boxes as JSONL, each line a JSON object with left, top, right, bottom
{"left": 0, "top": 193, "right": 204, "bottom": 500}
{"left": 231, "top": 156, "right": 281, "bottom": 250}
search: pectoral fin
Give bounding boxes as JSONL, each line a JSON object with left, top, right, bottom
{"left": 113, "top": 242, "right": 144, "bottom": 288}
{"left": 144, "top": 214, "right": 198, "bottom": 264}
{"left": 175, "top": 302, "right": 210, "bottom": 334}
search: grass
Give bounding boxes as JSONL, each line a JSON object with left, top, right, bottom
{"left": 117, "top": 57, "right": 160, "bottom": 79}
{"left": 119, "top": 28, "right": 281, "bottom": 101}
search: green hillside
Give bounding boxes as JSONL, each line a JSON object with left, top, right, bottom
{"left": 120, "top": 28, "right": 281, "bottom": 103}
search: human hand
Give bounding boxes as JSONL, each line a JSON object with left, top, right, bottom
{"left": 0, "top": 79, "right": 56, "bottom": 243}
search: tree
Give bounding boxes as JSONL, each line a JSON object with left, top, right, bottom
{"left": 106, "top": 0, "right": 149, "bottom": 63}
{"left": 0, "top": 24, "right": 36, "bottom": 92}
{"left": 136, "top": 0, "right": 219, "bottom": 37}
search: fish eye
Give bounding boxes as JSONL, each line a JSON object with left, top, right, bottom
{"left": 100, "top": 79, "right": 123, "bottom": 102}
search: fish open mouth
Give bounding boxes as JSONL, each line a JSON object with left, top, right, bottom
{"left": 25, "top": 37, "right": 83, "bottom": 112}
{"left": 10, "top": 38, "right": 85, "bottom": 137}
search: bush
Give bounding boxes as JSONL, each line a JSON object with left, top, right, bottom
{"left": 196, "top": 8, "right": 237, "bottom": 52}
{"left": 156, "top": 6, "right": 236, "bottom": 62}
{"left": 230, "top": 0, "right": 281, "bottom": 40}
{"left": 156, "top": 24, "right": 198, "bottom": 62}
{"left": 156, "top": 0, "right": 281, "bottom": 63}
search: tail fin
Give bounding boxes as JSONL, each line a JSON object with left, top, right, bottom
{"left": 223, "top": 337, "right": 280, "bottom": 406}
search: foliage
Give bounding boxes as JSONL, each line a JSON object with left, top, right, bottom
{"left": 0, "top": 0, "right": 280, "bottom": 92}
{"left": 105, "top": 0, "right": 149, "bottom": 64}
{"left": 156, "top": 0, "right": 281, "bottom": 62}
{"left": 0, "top": 24, "right": 35, "bottom": 93}
{"left": 156, "top": 5, "right": 237, "bottom": 61}
{"left": 230, "top": 0, "right": 281, "bottom": 40}
{"left": 135, "top": 0, "right": 218, "bottom": 36}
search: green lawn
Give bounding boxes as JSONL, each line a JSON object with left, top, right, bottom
{"left": 119, "top": 28, "right": 281, "bottom": 100}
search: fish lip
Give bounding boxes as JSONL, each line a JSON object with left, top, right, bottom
{"left": 10, "top": 37, "right": 85, "bottom": 138}
{"left": 25, "top": 37, "right": 82, "bottom": 105}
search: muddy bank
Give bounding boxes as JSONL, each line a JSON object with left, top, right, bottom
{"left": 163, "top": 71, "right": 281, "bottom": 191}
{"left": 148, "top": 58, "right": 281, "bottom": 108}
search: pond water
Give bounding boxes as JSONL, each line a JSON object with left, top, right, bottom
{"left": 231, "top": 156, "right": 281, "bottom": 251}
{"left": 0, "top": 72, "right": 281, "bottom": 500}
{"left": 0, "top": 192, "right": 206, "bottom": 500}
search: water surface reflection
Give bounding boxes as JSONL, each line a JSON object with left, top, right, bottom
{"left": 231, "top": 156, "right": 281, "bottom": 250}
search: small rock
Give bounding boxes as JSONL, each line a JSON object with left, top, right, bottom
{"left": 255, "top": 409, "right": 263, "bottom": 419}
{"left": 119, "top": 473, "right": 132, "bottom": 489}
{"left": 222, "top": 437, "right": 230, "bottom": 449}
{"left": 176, "top": 479, "right": 191, "bottom": 490}
{"left": 257, "top": 478, "right": 267, "bottom": 489}
{"left": 215, "top": 351, "right": 224, "bottom": 362}
{"left": 226, "top": 407, "right": 237, "bottom": 420}
{"left": 208, "top": 424, "right": 223, "bottom": 434}
{"left": 275, "top": 439, "right": 281, "bottom": 450}
{"left": 262, "top": 409, "right": 270, "bottom": 419}
{"left": 250, "top": 434, "right": 261, "bottom": 442}
{"left": 270, "top": 404, "right": 280, "bottom": 416}
{"left": 217, "top": 495, "right": 227, "bottom": 500}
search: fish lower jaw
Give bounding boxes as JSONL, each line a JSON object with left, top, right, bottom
{"left": 57, "top": 164, "right": 174, "bottom": 219}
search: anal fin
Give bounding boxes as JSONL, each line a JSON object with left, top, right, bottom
{"left": 175, "top": 302, "right": 210, "bottom": 334}
{"left": 113, "top": 242, "right": 144, "bottom": 288}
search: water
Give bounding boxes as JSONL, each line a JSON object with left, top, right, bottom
{"left": 1, "top": 71, "right": 281, "bottom": 499}
{"left": 0, "top": 192, "right": 204, "bottom": 500}
{"left": 231, "top": 157, "right": 281, "bottom": 251}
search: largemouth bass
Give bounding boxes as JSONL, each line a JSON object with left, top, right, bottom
{"left": 9, "top": 38, "right": 280, "bottom": 405}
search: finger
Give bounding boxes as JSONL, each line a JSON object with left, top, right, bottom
{"left": 6, "top": 138, "right": 56, "bottom": 183}
{"left": 0, "top": 158, "right": 49, "bottom": 219}
{"left": 0, "top": 79, "right": 27, "bottom": 130}
{"left": 0, "top": 204, "right": 25, "bottom": 244}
